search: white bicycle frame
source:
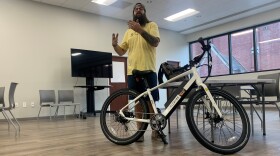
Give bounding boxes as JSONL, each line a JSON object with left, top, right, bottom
{"left": 119, "top": 65, "right": 223, "bottom": 124}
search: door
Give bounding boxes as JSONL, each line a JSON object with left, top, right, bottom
{"left": 109, "top": 56, "right": 128, "bottom": 110}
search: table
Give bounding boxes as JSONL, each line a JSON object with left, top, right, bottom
{"left": 163, "top": 78, "right": 276, "bottom": 135}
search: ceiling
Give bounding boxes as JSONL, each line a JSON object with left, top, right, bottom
{"left": 31, "top": 0, "right": 280, "bottom": 34}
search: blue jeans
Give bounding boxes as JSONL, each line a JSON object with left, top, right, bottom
{"left": 128, "top": 72, "right": 159, "bottom": 101}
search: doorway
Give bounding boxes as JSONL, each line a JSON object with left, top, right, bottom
{"left": 109, "top": 56, "right": 127, "bottom": 110}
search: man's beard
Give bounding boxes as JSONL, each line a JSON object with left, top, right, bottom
{"left": 134, "top": 14, "right": 148, "bottom": 26}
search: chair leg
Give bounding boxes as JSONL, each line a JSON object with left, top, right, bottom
{"left": 73, "top": 105, "right": 76, "bottom": 116}
{"left": 274, "top": 103, "right": 280, "bottom": 118}
{"left": 64, "top": 106, "right": 66, "bottom": 120}
{"left": 73, "top": 105, "right": 79, "bottom": 118}
{"left": 8, "top": 110, "right": 21, "bottom": 132}
{"left": 54, "top": 107, "right": 59, "bottom": 118}
{"left": 78, "top": 104, "right": 81, "bottom": 118}
{"left": 2, "top": 111, "right": 10, "bottom": 130}
{"left": 49, "top": 106, "right": 52, "bottom": 120}
{"left": 2, "top": 110, "right": 18, "bottom": 134}
{"left": 37, "top": 107, "right": 42, "bottom": 120}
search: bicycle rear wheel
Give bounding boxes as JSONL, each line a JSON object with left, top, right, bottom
{"left": 186, "top": 88, "right": 250, "bottom": 155}
{"left": 100, "top": 88, "right": 149, "bottom": 145}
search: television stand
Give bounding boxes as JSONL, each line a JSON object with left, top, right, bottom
{"left": 74, "top": 77, "right": 110, "bottom": 117}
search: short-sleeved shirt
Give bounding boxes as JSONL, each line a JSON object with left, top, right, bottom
{"left": 119, "top": 22, "right": 160, "bottom": 75}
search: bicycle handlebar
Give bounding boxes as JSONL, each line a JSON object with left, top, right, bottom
{"left": 173, "top": 37, "right": 211, "bottom": 73}
{"left": 192, "top": 37, "right": 211, "bottom": 65}
{"left": 158, "top": 37, "right": 212, "bottom": 84}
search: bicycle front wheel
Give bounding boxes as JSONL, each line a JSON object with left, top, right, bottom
{"left": 186, "top": 88, "right": 250, "bottom": 155}
{"left": 100, "top": 88, "right": 149, "bottom": 145}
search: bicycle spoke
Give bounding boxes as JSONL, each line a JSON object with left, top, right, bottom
{"left": 100, "top": 89, "right": 149, "bottom": 145}
{"left": 186, "top": 88, "right": 250, "bottom": 154}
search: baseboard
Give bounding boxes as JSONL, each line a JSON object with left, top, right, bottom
{"left": 0, "top": 114, "right": 79, "bottom": 122}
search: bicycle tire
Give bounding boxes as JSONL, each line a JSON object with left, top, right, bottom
{"left": 186, "top": 88, "right": 250, "bottom": 154}
{"left": 100, "top": 88, "right": 149, "bottom": 145}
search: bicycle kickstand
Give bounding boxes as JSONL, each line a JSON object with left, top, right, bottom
{"left": 157, "top": 128, "right": 168, "bottom": 144}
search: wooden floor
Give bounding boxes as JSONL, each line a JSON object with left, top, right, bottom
{"left": 1, "top": 108, "right": 280, "bottom": 156}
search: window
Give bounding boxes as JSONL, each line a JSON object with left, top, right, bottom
{"left": 256, "top": 22, "right": 280, "bottom": 71}
{"left": 189, "top": 19, "right": 280, "bottom": 76}
{"left": 190, "top": 36, "right": 230, "bottom": 77}
{"left": 210, "top": 35, "right": 229, "bottom": 76}
{"left": 231, "top": 29, "right": 254, "bottom": 74}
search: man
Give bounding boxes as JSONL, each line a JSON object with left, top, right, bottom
{"left": 112, "top": 3, "right": 160, "bottom": 142}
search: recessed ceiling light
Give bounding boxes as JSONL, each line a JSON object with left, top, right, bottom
{"left": 164, "top": 8, "right": 199, "bottom": 22}
{"left": 91, "top": 0, "right": 118, "bottom": 6}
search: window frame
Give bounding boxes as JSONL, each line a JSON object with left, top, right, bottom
{"left": 189, "top": 19, "right": 280, "bottom": 77}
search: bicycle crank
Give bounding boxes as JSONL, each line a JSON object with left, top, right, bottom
{"left": 150, "top": 114, "right": 168, "bottom": 144}
{"left": 150, "top": 114, "right": 167, "bottom": 130}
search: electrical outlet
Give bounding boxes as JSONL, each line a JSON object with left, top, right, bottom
{"left": 23, "top": 102, "right": 27, "bottom": 108}
{"left": 31, "top": 102, "right": 35, "bottom": 107}
{"left": 15, "top": 102, "right": 19, "bottom": 107}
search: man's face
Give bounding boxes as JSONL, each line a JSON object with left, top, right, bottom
{"left": 133, "top": 4, "right": 145, "bottom": 19}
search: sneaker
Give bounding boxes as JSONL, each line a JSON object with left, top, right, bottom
{"left": 136, "top": 136, "right": 144, "bottom": 142}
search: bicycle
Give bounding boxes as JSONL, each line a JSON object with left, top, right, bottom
{"left": 100, "top": 38, "right": 250, "bottom": 155}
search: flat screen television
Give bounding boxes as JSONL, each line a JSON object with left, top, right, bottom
{"left": 71, "top": 48, "right": 113, "bottom": 78}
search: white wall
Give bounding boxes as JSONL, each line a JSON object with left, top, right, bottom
{"left": 0, "top": 0, "right": 187, "bottom": 118}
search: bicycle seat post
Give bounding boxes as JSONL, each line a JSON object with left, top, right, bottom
{"left": 142, "top": 78, "right": 150, "bottom": 90}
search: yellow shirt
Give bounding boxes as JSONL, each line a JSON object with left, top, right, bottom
{"left": 120, "top": 22, "right": 160, "bottom": 75}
